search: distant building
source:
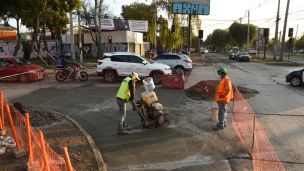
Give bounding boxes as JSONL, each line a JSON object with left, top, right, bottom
{"left": 61, "top": 25, "right": 150, "bottom": 57}
{"left": 0, "top": 24, "right": 17, "bottom": 40}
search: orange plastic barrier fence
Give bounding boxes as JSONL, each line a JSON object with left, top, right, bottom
{"left": 0, "top": 93, "right": 75, "bottom": 171}
{"left": 230, "top": 85, "right": 285, "bottom": 171}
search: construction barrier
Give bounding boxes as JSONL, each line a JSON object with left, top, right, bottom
{"left": 230, "top": 86, "right": 285, "bottom": 171}
{"left": 0, "top": 93, "right": 76, "bottom": 170}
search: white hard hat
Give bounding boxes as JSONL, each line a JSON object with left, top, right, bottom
{"left": 131, "top": 72, "right": 140, "bottom": 80}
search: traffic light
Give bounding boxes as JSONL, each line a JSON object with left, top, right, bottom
{"left": 288, "top": 28, "right": 293, "bottom": 37}
{"left": 172, "top": 25, "right": 175, "bottom": 32}
{"left": 200, "top": 39, "right": 203, "bottom": 44}
{"left": 265, "top": 37, "right": 268, "bottom": 44}
{"left": 264, "top": 28, "right": 269, "bottom": 38}
{"left": 108, "top": 36, "right": 112, "bottom": 43}
{"left": 199, "top": 30, "right": 203, "bottom": 39}
{"left": 289, "top": 37, "right": 292, "bottom": 43}
{"left": 51, "top": 29, "right": 56, "bottom": 39}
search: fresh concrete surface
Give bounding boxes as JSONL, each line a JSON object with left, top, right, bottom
{"left": 10, "top": 86, "right": 249, "bottom": 170}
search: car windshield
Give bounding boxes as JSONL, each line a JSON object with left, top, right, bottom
{"left": 241, "top": 52, "right": 249, "bottom": 55}
{"left": 232, "top": 50, "right": 238, "bottom": 53}
{"left": 11, "top": 58, "right": 31, "bottom": 66}
{"left": 140, "top": 55, "right": 152, "bottom": 64}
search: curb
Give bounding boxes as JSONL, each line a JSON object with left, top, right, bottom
{"left": 51, "top": 110, "right": 107, "bottom": 171}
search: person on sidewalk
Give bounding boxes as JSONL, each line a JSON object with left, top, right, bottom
{"left": 116, "top": 72, "right": 140, "bottom": 135}
{"left": 214, "top": 67, "right": 233, "bottom": 130}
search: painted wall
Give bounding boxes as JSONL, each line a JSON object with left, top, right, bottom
{"left": 0, "top": 41, "right": 61, "bottom": 58}
{"left": 0, "top": 41, "right": 151, "bottom": 59}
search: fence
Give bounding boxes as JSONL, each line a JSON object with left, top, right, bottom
{"left": 0, "top": 69, "right": 285, "bottom": 171}
{"left": 0, "top": 92, "right": 74, "bottom": 170}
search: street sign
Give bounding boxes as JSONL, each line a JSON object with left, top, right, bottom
{"left": 256, "top": 28, "right": 268, "bottom": 47}
{"left": 180, "top": 27, "right": 192, "bottom": 46}
{"left": 172, "top": 0, "right": 210, "bottom": 15}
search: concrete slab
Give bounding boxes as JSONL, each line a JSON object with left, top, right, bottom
{"left": 13, "top": 147, "right": 26, "bottom": 158}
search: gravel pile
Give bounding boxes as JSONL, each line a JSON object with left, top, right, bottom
{"left": 13, "top": 101, "right": 62, "bottom": 126}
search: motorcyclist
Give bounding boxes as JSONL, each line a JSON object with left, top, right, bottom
{"left": 63, "top": 54, "right": 76, "bottom": 79}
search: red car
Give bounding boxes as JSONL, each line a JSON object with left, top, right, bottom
{"left": 0, "top": 57, "right": 47, "bottom": 83}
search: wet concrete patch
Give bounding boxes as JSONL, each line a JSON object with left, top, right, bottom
{"left": 236, "top": 86, "right": 260, "bottom": 99}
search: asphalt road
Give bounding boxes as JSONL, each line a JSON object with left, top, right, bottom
{"left": 6, "top": 53, "right": 304, "bottom": 170}
{"left": 203, "top": 52, "right": 304, "bottom": 170}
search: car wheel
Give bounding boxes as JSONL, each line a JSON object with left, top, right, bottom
{"left": 229, "top": 56, "right": 231, "bottom": 60}
{"left": 248, "top": 59, "right": 251, "bottom": 62}
{"left": 290, "top": 77, "right": 301, "bottom": 87}
{"left": 19, "top": 74, "right": 29, "bottom": 83}
{"left": 104, "top": 70, "right": 116, "bottom": 83}
{"left": 150, "top": 71, "right": 163, "bottom": 84}
{"left": 175, "top": 66, "right": 184, "bottom": 70}
{"left": 237, "top": 58, "right": 240, "bottom": 62}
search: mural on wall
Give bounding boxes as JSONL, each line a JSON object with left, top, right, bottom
{"left": 0, "top": 41, "right": 62, "bottom": 58}
{"left": 0, "top": 42, "right": 128, "bottom": 59}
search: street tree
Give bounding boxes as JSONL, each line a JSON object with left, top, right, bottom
{"left": 80, "top": 0, "right": 109, "bottom": 58}
{"left": 228, "top": 22, "right": 257, "bottom": 47}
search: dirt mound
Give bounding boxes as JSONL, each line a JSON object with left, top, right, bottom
{"left": 13, "top": 101, "right": 62, "bottom": 126}
{"left": 185, "top": 80, "right": 219, "bottom": 101}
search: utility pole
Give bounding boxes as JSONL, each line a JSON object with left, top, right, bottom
{"left": 153, "top": 8, "right": 157, "bottom": 57}
{"left": 277, "top": 31, "right": 281, "bottom": 55}
{"left": 188, "top": 14, "right": 192, "bottom": 57}
{"left": 239, "top": 18, "right": 242, "bottom": 24}
{"left": 293, "top": 24, "right": 299, "bottom": 53}
{"left": 279, "top": 0, "right": 290, "bottom": 61}
{"left": 273, "top": 0, "right": 280, "bottom": 60}
{"left": 78, "top": 12, "right": 83, "bottom": 65}
{"left": 69, "top": 12, "right": 75, "bottom": 60}
{"left": 247, "top": 10, "right": 250, "bottom": 52}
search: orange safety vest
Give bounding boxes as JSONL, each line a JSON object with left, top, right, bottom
{"left": 214, "top": 75, "right": 233, "bottom": 103}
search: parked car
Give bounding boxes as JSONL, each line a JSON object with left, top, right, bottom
{"left": 0, "top": 57, "right": 47, "bottom": 83}
{"left": 229, "top": 50, "right": 239, "bottom": 60}
{"left": 190, "top": 48, "right": 195, "bottom": 53}
{"left": 182, "top": 50, "right": 189, "bottom": 54}
{"left": 248, "top": 48, "right": 257, "bottom": 55}
{"left": 97, "top": 52, "right": 171, "bottom": 84}
{"left": 236, "top": 52, "right": 251, "bottom": 62}
{"left": 201, "top": 48, "right": 208, "bottom": 53}
{"left": 299, "top": 50, "right": 304, "bottom": 53}
{"left": 286, "top": 67, "right": 304, "bottom": 87}
{"left": 150, "top": 52, "right": 192, "bottom": 71}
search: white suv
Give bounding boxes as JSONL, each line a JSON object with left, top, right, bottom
{"left": 97, "top": 52, "right": 171, "bottom": 84}
{"left": 150, "top": 52, "right": 192, "bottom": 71}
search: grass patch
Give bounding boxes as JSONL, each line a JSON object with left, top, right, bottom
{"left": 266, "top": 52, "right": 304, "bottom": 57}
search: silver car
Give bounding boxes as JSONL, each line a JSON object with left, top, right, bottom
{"left": 150, "top": 52, "right": 193, "bottom": 71}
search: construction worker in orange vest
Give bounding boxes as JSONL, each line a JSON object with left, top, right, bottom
{"left": 214, "top": 67, "right": 233, "bottom": 130}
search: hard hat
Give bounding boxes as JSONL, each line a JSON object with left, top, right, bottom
{"left": 218, "top": 67, "right": 227, "bottom": 74}
{"left": 131, "top": 72, "right": 140, "bottom": 80}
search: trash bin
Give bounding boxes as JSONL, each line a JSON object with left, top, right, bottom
{"left": 161, "top": 71, "right": 185, "bottom": 89}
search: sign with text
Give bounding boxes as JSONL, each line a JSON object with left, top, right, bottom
{"left": 172, "top": 0, "right": 210, "bottom": 15}
{"left": 257, "top": 28, "right": 268, "bottom": 47}
{"left": 101, "top": 19, "right": 115, "bottom": 30}
{"left": 180, "top": 27, "right": 192, "bottom": 46}
{"left": 89, "top": 17, "right": 96, "bottom": 29}
{"left": 129, "top": 20, "right": 148, "bottom": 32}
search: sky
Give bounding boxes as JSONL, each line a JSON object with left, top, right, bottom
{"left": 6, "top": 0, "right": 304, "bottom": 41}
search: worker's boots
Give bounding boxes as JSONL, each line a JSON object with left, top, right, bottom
{"left": 123, "top": 125, "right": 132, "bottom": 130}
{"left": 117, "top": 129, "right": 128, "bottom": 135}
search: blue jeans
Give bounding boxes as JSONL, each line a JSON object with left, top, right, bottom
{"left": 117, "top": 98, "right": 127, "bottom": 129}
{"left": 217, "top": 101, "right": 228, "bottom": 126}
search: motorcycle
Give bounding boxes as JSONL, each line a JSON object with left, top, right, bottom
{"left": 54, "top": 63, "right": 89, "bottom": 82}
